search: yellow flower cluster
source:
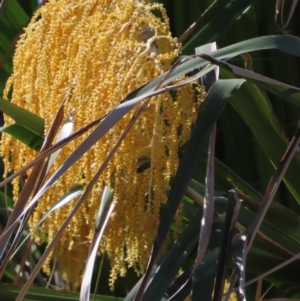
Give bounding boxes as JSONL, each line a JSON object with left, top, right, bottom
{"left": 1, "top": 0, "right": 205, "bottom": 287}
{"left": 223, "top": 280, "right": 238, "bottom": 301}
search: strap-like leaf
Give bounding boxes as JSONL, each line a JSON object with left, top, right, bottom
{"left": 0, "top": 124, "right": 43, "bottom": 152}
{"left": 0, "top": 97, "right": 44, "bottom": 136}
{"left": 134, "top": 79, "right": 245, "bottom": 300}
{"left": 80, "top": 187, "right": 115, "bottom": 301}
{"left": 183, "top": 0, "right": 258, "bottom": 54}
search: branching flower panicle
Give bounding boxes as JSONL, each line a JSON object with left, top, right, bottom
{"left": 1, "top": 0, "right": 205, "bottom": 287}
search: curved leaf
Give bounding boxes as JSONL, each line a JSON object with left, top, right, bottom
{"left": 134, "top": 79, "right": 245, "bottom": 300}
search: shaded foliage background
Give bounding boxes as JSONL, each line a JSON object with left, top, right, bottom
{"left": 161, "top": 0, "right": 300, "bottom": 210}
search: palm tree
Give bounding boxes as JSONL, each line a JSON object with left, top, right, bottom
{"left": 1, "top": 0, "right": 300, "bottom": 300}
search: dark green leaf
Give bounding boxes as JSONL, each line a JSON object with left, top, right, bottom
{"left": 191, "top": 249, "right": 219, "bottom": 301}
{"left": 134, "top": 79, "right": 245, "bottom": 299}
{"left": 0, "top": 123, "right": 44, "bottom": 151}
{"left": 0, "top": 97, "right": 44, "bottom": 136}
{"left": 183, "top": 0, "right": 258, "bottom": 54}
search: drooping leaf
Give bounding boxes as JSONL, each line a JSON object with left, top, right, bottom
{"left": 0, "top": 123, "right": 43, "bottom": 152}
{"left": 0, "top": 97, "right": 44, "bottom": 136}
{"left": 133, "top": 36, "right": 300, "bottom": 100}
{"left": 183, "top": 0, "right": 259, "bottom": 54}
{"left": 191, "top": 249, "right": 219, "bottom": 301}
{"left": 213, "top": 190, "right": 241, "bottom": 301}
{"left": 134, "top": 79, "right": 245, "bottom": 300}
{"left": 140, "top": 209, "right": 201, "bottom": 301}
{"left": 11, "top": 187, "right": 84, "bottom": 261}
{"left": 80, "top": 187, "right": 115, "bottom": 301}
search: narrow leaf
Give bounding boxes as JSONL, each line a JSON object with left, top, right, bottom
{"left": 0, "top": 97, "right": 44, "bottom": 136}
{"left": 0, "top": 123, "right": 43, "bottom": 151}
{"left": 141, "top": 209, "right": 202, "bottom": 301}
{"left": 45, "top": 112, "right": 74, "bottom": 175}
{"left": 133, "top": 36, "right": 300, "bottom": 101}
{"left": 134, "top": 79, "right": 245, "bottom": 300}
{"left": 11, "top": 187, "right": 84, "bottom": 260}
{"left": 191, "top": 249, "right": 219, "bottom": 301}
{"left": 183, "top": 0, "right": 258, "bottom": 54}
{"left": 213, "top": 190, "right": 241, "bottom": 301}
{"left": 230, "top": 234, "right": 247, "bottom": 301}
{"left": 199, "top": 54, "right": 300, "bottom": 107}
{"left": 80, "top": 187, "right": 115, "bottom": 301}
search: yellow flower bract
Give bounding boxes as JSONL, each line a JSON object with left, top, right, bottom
{"left": 1, "top": 0, "right": 205, "bottom": 287}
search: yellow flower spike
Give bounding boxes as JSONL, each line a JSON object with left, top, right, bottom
{"left": 1, "top": 0, "right": 205, "bottom": 288}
